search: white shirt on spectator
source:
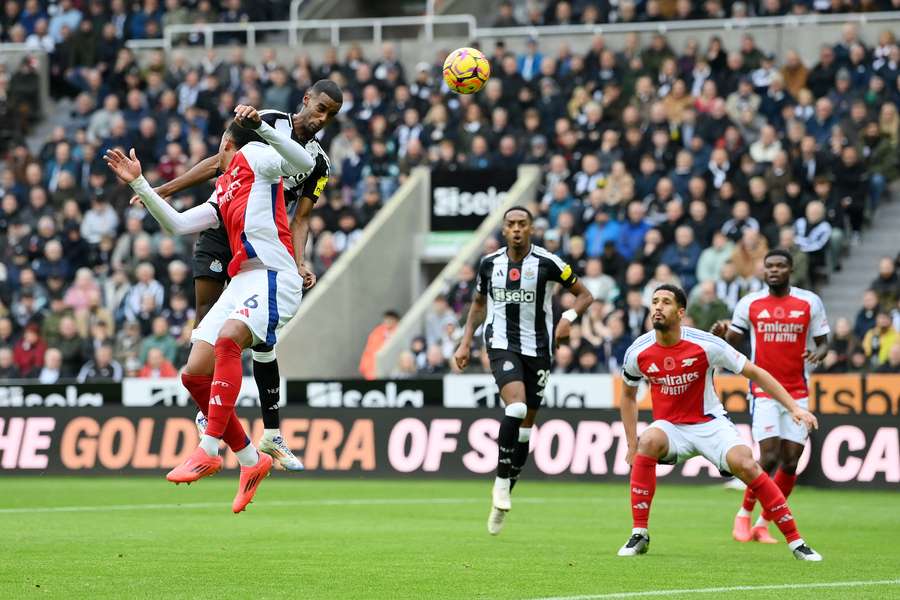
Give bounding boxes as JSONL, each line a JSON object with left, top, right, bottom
{"left": 124, "top": 279, "right": 165, "bottom": 320}
{"left": 81, "top": 204, "right": 120, "bottom": 244}
{"left": 794, "top": 218, "right": 832, "bottom": 253}
{"left": 332, "top": 229, "right": 363, "bottom": 254}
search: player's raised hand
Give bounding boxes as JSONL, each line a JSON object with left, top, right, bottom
{"left": 298, "top": 263, "right": 317, "bottom": 289}
{"left": 234, "top": 104, "right": 261, "bottom": 129}
{"left": 709, "top": 319, "right": 730, "bottom": 338}
{"left": 104, "top": 148, "right": 143, "bottom": 183}
{"left": 791, "top": 407, "right": 818, "bottom": 431}
{"left": 453, "top": 342, "right": 471, "bottom": 371}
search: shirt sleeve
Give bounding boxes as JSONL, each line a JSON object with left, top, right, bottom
{"left": 297, "top": 153, "right": 330, "bottom": 204}
{"left": 544, "top": 254, "right": 578, "bottom": 288}
{"left": 810, "top": 294, "right": 831, "bottom": 338}
{"left": 253, "top": 120, "right": 315, "bottom": 180}
{"left": 621, "top": 342, "right": 644, "bottom": 387}
{"left": 707, "top": 335, "right": 748, "bottom": 374}
{"left": 729, "top": 296, "right": 751, "bottom": 335}
{"left": 475, "top": 258, "right": 490, "bottom": 296}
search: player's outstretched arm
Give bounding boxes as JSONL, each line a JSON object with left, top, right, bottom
{"left": 105, "top": 148, "right": 219, "bottom": 236}
{"left": 234, "top": 105, "right": 315, "bottom": 176}
{"left": 741, "top": 361, "right": 818, "bottom": 431}
{"left": 129, "top": 155, "right": 219, "bottom": 207}
{"left": 454, "top": 292, "right": 487, "bottom": 371}
{"left": 555, "top": 279, "right": 594, "bottom": 348}
{"left": 619, "top": 383, "right": 640, "bottom": 466}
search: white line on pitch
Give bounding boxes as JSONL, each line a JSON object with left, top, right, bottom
{"left": 527, "top": 579, "right": 900, "bottom": 600}
{"left": 0, "top": 495, "right": 731, "bottom": 515}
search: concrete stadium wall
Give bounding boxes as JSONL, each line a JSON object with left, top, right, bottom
{"left": 374, "top": 164, "right": 542, "bottom": 378}
{"left": 275, "top": 167, "right": 431, "bottom": 379}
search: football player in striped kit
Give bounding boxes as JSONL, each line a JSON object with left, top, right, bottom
{"left": 454, "top": 207, "right": 593, "bottom": 535}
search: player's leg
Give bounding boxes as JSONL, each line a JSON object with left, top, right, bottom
{"left": 735, "top": 397, "right": 781, "bottom": 541}
{"left": 725, "top": 444, "right": 821, "bottom": 560}
{"left": 191, "top": 276, "right": 227, "bottom": 435}
{"left": 618, "top": 421, "right": 680, "bottom": 557}
{"left": 252, "top": 345, "right": 304, "bottom": 471}
{"left": 752, "top": 411, "right": 807, "bottom": 542}
{"left": 509, "top": 356, "right": 549, "bottom": 492}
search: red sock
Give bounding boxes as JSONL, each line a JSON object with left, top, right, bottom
{"left": 182, "top": 372, "right": 247, "bottom": 451}
{"left": 774, "top": 469, "right": 798, "bottom": 498}
{"left": 207, "top": 338, "right": 249, "bottom": 452}
{"left": 741, "top": 487, "right": 757, "bottom": 512}
{"left": 630, "top": 454, "right": 657, "bottom": 529}
{"left": 749, "top": 472, "right": 801, "bottom": 543}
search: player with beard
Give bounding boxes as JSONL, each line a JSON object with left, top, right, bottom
{"left": 132, "top": 80, "right": 342, "bottom": 470}
{"left": 454, "top": 207, "right": 593, "bottom": 535}
{"left": 618, "top": 284, "right": 822, "bottom": 560}
{"left": 710, "top": 249, "right": 829, "bottom": 544}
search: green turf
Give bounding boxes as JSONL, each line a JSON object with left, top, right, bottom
{"left": 0, "top": 477, "right": 898, "bottom": 599}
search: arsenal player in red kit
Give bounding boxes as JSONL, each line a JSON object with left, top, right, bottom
{"left": 711, "top": 249, "right": 829, "bottom": 544}
{"left": 618, "top": 285, "right": 823, "bottom": 560}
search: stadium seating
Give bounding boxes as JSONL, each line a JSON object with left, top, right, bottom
{"left": 0, "top": 3, "right": 899, "bottom": 382}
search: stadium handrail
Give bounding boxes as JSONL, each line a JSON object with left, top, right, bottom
{"left": 121, "top": 10, "right": 900, "bottom": 52}
{"left": 373, "top": 164, "right": 542, "bottom": 379}
{"left": 125, "top": 14, "right": 478, "bottom": 51}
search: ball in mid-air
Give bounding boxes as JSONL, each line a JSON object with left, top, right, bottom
{"left": 442, "top": 47, "right": 490, "bottom": 94}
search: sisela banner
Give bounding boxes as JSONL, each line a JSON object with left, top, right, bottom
{"left": 1, "top": 408, "right": 896, "bottom": 488}
{"left": 430, "top": 168, "right": 517, "bottom": 231}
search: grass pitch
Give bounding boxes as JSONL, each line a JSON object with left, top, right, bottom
{"left": 0, "top": 477, "right": 897, "bottom": 599}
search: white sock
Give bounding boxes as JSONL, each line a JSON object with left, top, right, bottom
{"left": 788, "top": 539, "right": 805, "bottom": 551}
{"left": 632, "top": 527, "right": 649, "bottom": 536}
{"left": 494, "top": 476, "right": 510, "bottom": 489}
{"left": 236, "top": 444, "right": 259, "bottom": 467}
{"left": 755, "top": 515, "right": 769, "bottom": 528}
{"left": 737, "top": 507, "right": 752, "bottom": 518}
{"left": 263, "top": 428, "right": 281, "bottom": 440}
{"left": 199, "top": 435, "right": 219, "bottom": 456}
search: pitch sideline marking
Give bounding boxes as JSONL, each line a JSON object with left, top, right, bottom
{"left": 527, "top": 579, "right": 900, "bottom": 600}
{"left": 0, "top": 495, "right": 726, "bottom": 515}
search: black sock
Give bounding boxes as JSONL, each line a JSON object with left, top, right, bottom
{"left": 496, "top": 415, "right": 522, "bottom": 479}
{"left": 252, "top": 358, "right": 281, "bottom": 430}
{"left": 509, "top": 441, "right": 530, "bottom": 491}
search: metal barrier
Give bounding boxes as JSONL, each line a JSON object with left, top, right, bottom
{"left": 125, "top": 14, "right": 477, "bottom": 51}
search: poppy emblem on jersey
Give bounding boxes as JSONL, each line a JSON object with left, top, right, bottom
{"left": 509, "top": 268, "right": 521, "bottom": 281}
{"left": 774, "top": 306, "right": 786, "bottom": 319}
{"left": 663, "top": 357, "right": 676, "bottom": 371}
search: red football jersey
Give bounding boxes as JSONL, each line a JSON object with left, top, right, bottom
{"left": 729, "top": 288, "right": 830, "bottom": 400}
{"left": 623, "top": 327, "right": 747, "bottom": 424}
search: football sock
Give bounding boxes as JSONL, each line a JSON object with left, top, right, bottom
{"left": 740, "top": 487, "right": 757, "bottom": 514}
{"left": 509, "top": 427, "right": 532, "bottom": 491}
{"left": 207, "top": 338, "right": 249, "bottom": 452}
{"left": 252, "top": 350, "right": 281, "bottom": 430}
{"left": 756, "top": 469, "right": 799, "bottom": 526}
{"left": 749, "top": 472, "right": 801, "bottom": 543}
{"left": 235, "top": 444, "right": 260, "bottom": 467}
{"left": 630, "top": 454, "right": 657, "bottom": 530}
{"left": 496, "top": 403, "right": 526, "bottom": 479}
{"left": 181, "top": 372, "right": 247, "bottom": 452}
{"left": 199, "top": 434, "right": 219, "bottom": 457}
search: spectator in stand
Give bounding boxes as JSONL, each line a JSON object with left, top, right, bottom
{"left": 56, "top": 316, "right": 91, "bottom": 378}
{"left": 794, "top": 200, "right": 835, "bottom": 281}
{"left": 37, "top": 347, "right": 63, "bottom": 384}
{"left": 875, "top": 343, "right": 900, "bottom": 373}
{"left": 138, "top": 316, "right": 177, "bottom": 364}
{"left": 0, "top": 347, "right": 19, "bottom": 379}
{"left": 76, "top": 343, "right": 122, "bottom": 383}
{"left": 731, "top": 228, "right": 769, "bottom": 279}
{"left": 12, "top": 323, "right": 45, "bottom": 378}
{"left": 661, "top": 225, "right": 701, "bottom": 292}
{"left": 688, "top": 280, "right": 731, "bottom": 332}
{"left": 139, "top": 347, "right": 178, "bottom": 378}
{"left": 696, "top": 231, "right": 734, "bottom": 283}
{"left": 359, "top": 310, "right": 399, "bottom": 380}
{"left": 862, "top": 311, "right": 899, "bottom": 367}
{"left": 870, "top": 256, "right": 900, "bottom": 310}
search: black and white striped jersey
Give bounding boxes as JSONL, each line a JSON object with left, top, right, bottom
{"left": 259, "top": 109, "right": 331, "bottom": 210}
{"left": 476, "top": 244, "right": 578, "bottom": 358}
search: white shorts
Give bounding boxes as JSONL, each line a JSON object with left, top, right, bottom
{"left": 648, "top": 416, "right": 746, "bottom": 474}
{"left": 751, "top": 396, "right": 809, "bottom": 445}
{"left": 191, "top": 268, "right": 303, "bottom": 348}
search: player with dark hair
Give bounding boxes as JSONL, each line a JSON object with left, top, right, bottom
{"left": 710, "top": 248, "right": 830, "bottom": 544}
{"left": 454, "top": 206, "right": 594, "bottom": 535}
{"left": 618, "top": 284, "right": 822, "bottom": 560}
{"left": 108, "top": 105, "right": 317, "bottom": 511}
{"left": 132, "top": 79, "right": 342, "bottom": 470}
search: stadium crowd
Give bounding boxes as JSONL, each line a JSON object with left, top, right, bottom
{"left": 389, "top": 21, "right": 900, "bottom": 378}
{"left": 0, "top": 3, "right": 898, "bottom": 382}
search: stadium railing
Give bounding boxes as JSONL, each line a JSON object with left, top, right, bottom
{"left": 275, "top": 167, "right": 431, "bottom": 379}
{"left": 124, "top": 14, "right": 478, "bottom": 51}
{"left": 373, "top": 165, "right": 541, "bottom": 379}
